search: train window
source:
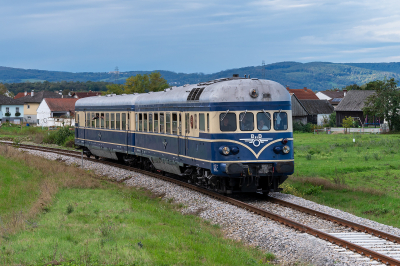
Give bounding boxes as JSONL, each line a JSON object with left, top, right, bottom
{"left": 111, "top": 113, "right": 115, "bottom": 129}
{"left": 257, "top": 112, "right": 271, "bottom": 131}
{"left": 220, "top": 113, "right": 237, "bottom": 132}
{"left": 194, "top": 114, "right": 197, "bottom": 130}
{"left": 86, "top": 113, "right": 90, "bottom": 127}
{"left": 273, "top": 112, "right": 288, "bottom": 131}
{"left": 77, "top": 114, "right": 79, "bottom": 125}
{"left": 122, "top": 113, "right": 127, "bottom": 130}
{"left": 185, "top": 113, "right": 190, "bottom": 134}
{"left": 144, "top": 113, "right": 148, "bottom": 132}
{"left": 149, "top": 113, "right": 153, "bottom": 132}
{"left": 207, "top": 113, "right": 209, "bottom": 132}
{"left": 160, "top": 113, "right": 164, "bottom": 133}
{"left": 100, "top": 113, "right": 105, "bottom": 128}
{"left": 138, "top": 113, "right": 142, "bottom": 131}
{"left": 105, "top": 113, "right": 109, "bottom": 129}
{"left": 135, "top": 113, "right": 138, "bottom": 131}
{"left": 199, "top": 113, "right": 205, "bottom": 131}
{"left": 172, "top": 113, "right": 177, "bottom": 134}
{"left": 154, "top": 113, "right": 159, "bottom": 133}
{"left": 166, "top": 113, "right": 171, "bottom": 134}
{"left": 116, "top": 113, "right": 121, "bottom": 130}
{"left": 239, "top": 112, "right": 254, "bottom": 131}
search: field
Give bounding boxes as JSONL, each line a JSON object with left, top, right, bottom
{"left": 287, "top": 132, "right": 400, "bottom": 227}
{"left": 0, "top": 145, "right": 274, "bottom": 265}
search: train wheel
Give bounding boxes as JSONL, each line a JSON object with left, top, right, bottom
{"left": 86, "top": 154, "right": 91, "bottom": 158}
{"left": 95, "top": 156, "right": 99, "bottom": 160}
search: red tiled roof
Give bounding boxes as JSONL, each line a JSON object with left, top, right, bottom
{"left": 72, "top": 91, "right": 102, "bottom": 98}
{"left": 14, "top": 92, "right": 31, "bottom": 99}
{"left": 286, "top": 87, "right": 319, "bottom": 100}
{"left": 44, "top": 98, "right": 79, "bottom": 114}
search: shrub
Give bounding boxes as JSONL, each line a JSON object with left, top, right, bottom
{"left": 64, "top": 135, "right": 75, "bottom": 148}
{"left": 15, "top": 112, "right": 21, "bottom": 117}
{"left": 303, "top": 185, "right": 322, "bottom": 195}
{"left": 293, "top": 122, "right": 314, "bottom": 133}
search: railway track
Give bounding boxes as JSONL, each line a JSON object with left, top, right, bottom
{"left": 5, "top": 142, "right": 400, "bottom": 265}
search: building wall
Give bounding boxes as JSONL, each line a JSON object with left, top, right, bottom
{"left": 37, "top": 100, "right": 51, "bottom": 126}
{"left": 24, "top": 103, "right": 40, "bottom": 115}
{"left": 0, "top": 104, "right": 24, "bottom": 123}
{"left": 293, "top": 116, "right": 307, "bottom": 124}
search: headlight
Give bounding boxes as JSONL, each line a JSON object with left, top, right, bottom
{"left": 222, "top": 146, "right": 230, "bottom": 155}
{"left": 282, "top": 145, "right": 290, "bottom": 154}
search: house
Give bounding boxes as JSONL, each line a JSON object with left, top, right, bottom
{"left": 37, "top": 98, "right": 79, "bottom": 127}
{"left": 18, "top": 91, "right": 62, "bottom": 124}
{"left": 335, "top": 90, "right": 376, "bottom": 127}
{"left": 286, "top": 87, "right": 319, "bottom": 100}
{"left": 290, "top": 93, "right": 309, "bottom": 124}
{"left": 299, "top": 100, "right": 334, "bottom": 125}
{"left": 14, "top": 91, "right": 31, "bottom": 99}
{"left": 316, "top": 89, "right": 347, "bottom": 108}
{"left": 71, "top": 91, "right": 102, "bottom": 98}
{"left": 0, "top": 95, "right": 24, "bottom": 124}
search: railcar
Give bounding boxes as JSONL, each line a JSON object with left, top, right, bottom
{"left": 75, "top": 75, "right": 294, "bottom": 194}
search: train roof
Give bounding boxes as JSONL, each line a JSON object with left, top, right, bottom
{"left": 75, "top": 94, "right": 141, "bottom": 111}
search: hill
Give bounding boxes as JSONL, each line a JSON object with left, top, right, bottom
{"left": 1, "top": 62, "right": 400, "bottom": 91}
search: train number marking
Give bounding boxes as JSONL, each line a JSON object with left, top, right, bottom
{"left": 239, "top": 134, "right": 273, "bottom": 148}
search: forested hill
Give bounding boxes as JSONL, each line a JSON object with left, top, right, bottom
{"left": 1, "top": 61, "right": 400, "bottom": 92}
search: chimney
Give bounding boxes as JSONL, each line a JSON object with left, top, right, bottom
{"left": 343, "top": 89, "right": 347, "bottom": 97}
{"left": 304, "top": 87, "right": 307, "bottom": 91}
{"left": 286, "top": 86, "right": 290, "bottom": 89}
{"left": 24, "top": 91, "right": 27, "bottom": 96}
{"left": 31, "top": 90, "right": 34, "bottom": 97}
{"left": 68, "top": 91, "right": 71, "bottom": 96}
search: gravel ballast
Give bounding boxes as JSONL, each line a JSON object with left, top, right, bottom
{"left": 21, "top": 149, "right": 395, "bottom": 265}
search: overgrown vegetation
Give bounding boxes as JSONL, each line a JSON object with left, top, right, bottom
{"left": 0, "top": 145, "right": 275, "bottom": 265}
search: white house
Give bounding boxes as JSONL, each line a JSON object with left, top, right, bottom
{"left": 37, "top": 98, "right": 78, "bottom": 127}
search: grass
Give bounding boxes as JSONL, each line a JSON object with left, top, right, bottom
{"left": 0, "top": 145, "right": 275, "bottom": 265}
{"left": 285, "top": 132, "right": 400, "bottom": 227}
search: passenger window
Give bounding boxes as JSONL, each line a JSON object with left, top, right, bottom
{"left": 86, "top": 113, "right": 90, "bottom": 127}
{"left": 207, "top": 113, "right": 209, "bottom": 132}
{"left": 135, "top": 113, "right": 138, "bottom": 131}
{"left": 95, "top": 113, "right": 100, "bottom": 128}
{"left": 122, "top": 113, "right": 126, "bottom": 130}
{"left": 154, "top": 113, "right": 158, "bottom": 133}
{"left": 138, "top": 113, "right": 143, "bottom": 131}
{"left": 199, "top": 113, "right": 205, "bottom": 131}
{"left": 166, "top": 113, "right": 171, "bottom": 134}
{"left": 172, "top": 113, "right": 177, "bottom": 134}
{"left": 149, "top": 113, "right": 153, "bottom": 132}
{"left": 144, "top": 113, "right": 148, "bottom": 132}
{"left": 179, "top": 114, "right": 182, "bottom": 135}
{"left": 160, "top": 113, "right": 164, "bottom": 133}
{"left": 100, "top": 113, "right": 105, "bottom": 128}
{"left": 116, "top": 113, "right": 120, "bottom": 130}
{"left": 194, "top": 114, "right": 197, "bottom": 129}
{"left": 77, "top": 114, "right": 79, "bottom": 125}
{"left": 105, "top": 113, "right": 109, "bottom": 129}
{"left": 111, "top": 113, "right": 115, "bottom": 129}
{"left": 273, "top": 112, "right": 288, "bottom": 131}
{"left": 185, "top": 113, "right": 190, "bottom": 134}
{"left": 239, "top": 112, "right": 254, "bottom": 131}
{"left": 257, "top": 112, "right": 271, "bottom": 131}
{"left": 220, "top": 113, "right": 236, "bottom": 132}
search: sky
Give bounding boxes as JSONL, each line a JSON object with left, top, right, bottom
{"left": 1, "top": 0, "right": 400, "bottom": 74}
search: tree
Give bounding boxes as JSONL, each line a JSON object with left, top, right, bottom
{"left": 0, "top": 83, "right": 14, "bottom": 97}
{"left": 362, "top": 78, "right": 400, "bottom": 131}
{"left": 104, "top": 84, "right": 124, "bottom": 95}
{"left": 124, "top": 72, "right": 169, "bottom": 94}
{"left": 342, "top": 116, "right": 353, "bottom": 134}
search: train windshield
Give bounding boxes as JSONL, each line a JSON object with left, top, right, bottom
{"left": 220, "top": 113, "right": 236, "bottom": 131}
{"left": 273, "top": 112, "right": 288, "bottom": 130}
{"left": 239, "top": 112, "right": 254, "bottom": 131}
{"left": 257, "top": 112, "right": 271, "bottom": 131}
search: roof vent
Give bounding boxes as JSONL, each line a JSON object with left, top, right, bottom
{"left": 187, "top": 87, "right": 205, "bottom": 101}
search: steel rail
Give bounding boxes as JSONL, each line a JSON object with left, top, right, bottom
{"left": 4, "top": 143, "right": 400, "bottom": 265}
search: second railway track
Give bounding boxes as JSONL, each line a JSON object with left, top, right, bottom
{"left": 6, "top": 142, "right": 400, "bottom": 265}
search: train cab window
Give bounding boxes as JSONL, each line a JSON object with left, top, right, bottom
{"left": 257, "top": 112, "right": 271, "bottom": 131}
{"left": 144, "top": 113, "right": 148, "bottom": 132}
{"left": 154, "top": 113, "right": 159, "bottom": 133}
{"left": 116, "top": 113, "right": 121, "bottom": 130}
{"left": 199, "top": 113, "right": 205, "bottom": 131}
{"left": 220, "top": 113, "right": 237, "bottom": 132}
{"left": 149, "top": 113, "right": 153, "bottom": 132}
{"left": 185, "top": 113, "right": 190, "bottom": 134}
{"left": 166, "top": 113, "right": 171, "bottom": 134}
{"left": 273, "top": 112, "right": 288, "bottom": 131}
{"left": 105, "top": 113, "right": 109, "bottom": 129}
{"left": 172, "top": 113, "right": 177, "bottom": 134}
{"left": 138, "top": 113, "right": 142, "bottom": 131}
{"left": 239, "top": 112, "right": 254, "bottom": 131}
{"left": 86, "top": 113, "right": 90, "bottom": 127}
{"left": 207, "top": 113, "right": 209, "bottom": 132}
{"left": 160, "top": 113, "right": 164, "bottom": 133}
{"left": 110, "top": 113, "right": 115, "bottom": 129}
{"left": 122, "top": 113, "right": 127, "bottom": 130}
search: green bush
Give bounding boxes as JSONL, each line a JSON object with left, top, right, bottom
{"left": 42, "top": 126, "right": 74, "bottom": 146}
{"left": 64, "top": 134, "right": 75, "bottom": 147}
{"left": 293, "top": 122, "right": 314, "bottom": 133}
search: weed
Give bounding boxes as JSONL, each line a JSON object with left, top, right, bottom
{"left": 280, "top": 182, "right": 303, "bottom": 197}
{"left": 306, "top": 154, "right": 312, "bottom": 160}
{"left": 303, "top": 185, "right": 322, "bottom": 195}
{"left": 373, "top": 153, "right": 381, "bottom": 160}
{"left": 338, "top": 157, "right": 342, "bottom": 161}
{"left": 99, "top": 221, "right": 115, "bottom": 237}
{"left": 265, "top": 252, "right": 276, "bottom": 261}
{"left": 66, "top": 203, "right": 74, "bottom": 214}
{"left": 364, "top": 155, "right": 369, "bottom": 161}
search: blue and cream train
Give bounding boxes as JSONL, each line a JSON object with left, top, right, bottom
{"left": 75, "top": 75, "right": 294, "bottom": 194}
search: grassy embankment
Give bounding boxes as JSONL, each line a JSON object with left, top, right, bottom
{"left": 0, "top": 145, "right": 275, "bottom": 265}
{"left": 286, "top": 132, "right": 400, "bottom": 227}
